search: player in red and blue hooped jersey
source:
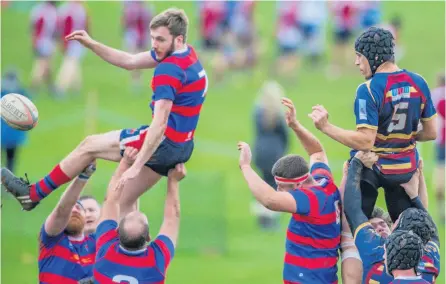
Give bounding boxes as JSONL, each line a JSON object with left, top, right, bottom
{"left": 36, "top": 163, "right": 96, "bottom": 284}
{"left": 2, "top": 9, "right": 208, "bottom": 220}
{"left": 238, "top": 98, "right": 341, "bottom": 284}
{"left": 90, "top": 147, "right": 184, "bottom": 284}
{"left": 307, "top": 27, "right": 437, "bottom": 223}
{"left": 344, "top": 152, "right": 439, "bottom": 284}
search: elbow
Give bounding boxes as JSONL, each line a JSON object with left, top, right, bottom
{"left": 356, "top": 139, "right": 374, "bottom": 151}
{"left": 426, "top": 130, "right": 437, "bottom": 141}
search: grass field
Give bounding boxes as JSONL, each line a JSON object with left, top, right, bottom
{"left": 1, "top": 1, "right": 445, "bottom": 283}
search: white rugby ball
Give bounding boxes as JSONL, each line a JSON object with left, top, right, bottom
{"left": 1, "top": 93, "right": 39, "bottom": 131}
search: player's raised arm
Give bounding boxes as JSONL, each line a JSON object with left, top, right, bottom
{"left": 98, "top": 147, "right": 138, "bottom": 224}
{"left": 238, "top": 142, "right": 297, "bottom": 213}
{"left": 44, "top": 163, "right": 96, "bottom": 236}
{"left": 66, "top": 30, "right": 158, "bottom": 70}
{"left": 309, "top": 84, "right": 378, "bottom": 151}
{"left": 282, "top": 98, "right": 327, "bottom": 166}
{"left": 158, "top": 163, "right": 186, "bottom": 247}
{"left": 343, "top": 151, "right": 378, "bottom": 235}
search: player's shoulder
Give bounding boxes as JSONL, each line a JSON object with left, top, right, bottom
{"left": 405, "top": 70, "right": 430, "bottom": 87}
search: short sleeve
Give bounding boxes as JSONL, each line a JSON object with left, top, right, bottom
{"left": 310, "top": 162, "right": 333, "bottom": 182}
{"left": 419, "top": 79, "right": 437, "bottom": 121}
{"left": 354, "top": 83, "right": 379, "bottom": 130}
{"left": 152, "top": 235, "right": 175, "bottom": 273}
{"left": 286, "top": 190, "right": 313, "bottom": 215}
{"left": 96, "top": 220, "right": 119, "bottom": 257}
{"left": 39, "top": 224, "right": 64, "bottom": 249}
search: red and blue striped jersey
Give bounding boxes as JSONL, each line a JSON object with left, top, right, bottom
{"left": 389, "top": 278, "right": 430, "bottom": 284}
{"left": 283, "top": 163, "right": 341, "bottom": 284}
{"left": 93, "top": 220, "right": 175, "bottom": 283}
{"left": 38, "top": 225, "right": 96, "bottom": 284}
{"left": 150, "top": 45, "right": 208, "bottom": 144}
{"left": 417, "top": 240, "right": 441, "bottom": 283}
{"left": 354, "top": 222, "right": 393, "bottom": 283}
{"left": 352, "top": 70, "right": 437, "bottom": 174}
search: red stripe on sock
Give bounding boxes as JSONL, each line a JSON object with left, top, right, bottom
{"left": 49, "top": 164, "right": 71, "bottom": 186}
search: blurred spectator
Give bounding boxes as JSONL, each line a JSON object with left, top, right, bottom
{"left": 432, "top": 72, "right": 445, "bottom": 222}
{"left": 327, "top": 1, "right": 361, "bottom": 78}
{"left": 358, "top": 0, "right": 382, "bottom": 29}
{"left": 122, "top": 0, "right": 153, "bottom": 93}
{"left": 198, "top": 1, "right": 226, "bottom": 53}
{"left": 298, "top": 0, "right": 328, "bottom": 68}
{"left": 251, "top": 81, "right": 289, "bottom": 231}
{"left": 29, "top": 1, "right": 58, "bottom": 95}
{"left": 55, "top": 0, "right": 89, "bottom": 98}
{"left": 275, "top": 1, "right": 300, "bottom": 78}
{"left": 212, "top": 1, "right": 257, "bottom": 82}
{"left": 1, "top": 69, "right": 30, "bottom": 173}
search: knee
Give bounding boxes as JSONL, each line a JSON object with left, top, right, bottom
{"left": 78, "top": 134, "right": 101, "bottom": 155}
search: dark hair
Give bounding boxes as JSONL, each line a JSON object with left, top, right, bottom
{"left": 385, "top": 230, "right": 423, "bottom": 276}
{"left": 150, "top": 8, "right": 189, "bottom": 43}
{"left": 118, "top": 217, "right": 149, "bottom": 251}
{"left": 370, "top": 207, "right": 392, "bottom": 228}
{"left": 272, "top": 154, "right": 309, "bottom": 179}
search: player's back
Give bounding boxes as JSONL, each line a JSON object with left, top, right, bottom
{"left": 418, "top": 240, "right": 441, "bottom": 283}
{"left": 389, "top": 278, "right": 430, "bottom": 284}
{"left": 360, "top": 70, "right": 436, "bottom": 174}
{"left": 38, "top": 226, "right": 96, "bottom": 283}
{"left": 150, "top": 45, "right": 208, "bottom": 144}
{"left": 284, "top": 163, "right": 341, "bottom": 284}
{"left": 94, "top": 241, "right": 170, "bottom": 283}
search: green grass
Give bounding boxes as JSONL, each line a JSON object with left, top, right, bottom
{"left": 1, "top": 1, "right": 445, "bottom": 283}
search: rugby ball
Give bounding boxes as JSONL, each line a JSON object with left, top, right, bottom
{"left": 1, "top": 93, "right": 39, "bottom": 131}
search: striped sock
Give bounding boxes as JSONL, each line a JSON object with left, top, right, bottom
{"left": 29, "top": 164, "right": 72, "bottom": 202}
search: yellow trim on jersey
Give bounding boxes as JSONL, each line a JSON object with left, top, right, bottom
{"left": 421, "top": 103, "right": 425, "bottom": 110}
{"left": 376, "top": 131, "right": 417, "bottom": 140}
{"left": 354, "top": 222, "right": 371, "bottom": 240}
{"left": 365, "top": 80, "right": 376, "bottom": 104}
{"left": 372, "top": 144, "right": 416, "bottom": 153}
{"left": 424, "top": 263, "right": 435, "bottom": 268}
{"left": 421, "top": 113, "right": 437, "bottom": 122}
{"left": 370, "top": 279, "right": 380, "bottom": 284}
{"left": 381, "top": 163, "right": 412, "bottom": 170}
{"left": 377, "top": 265, "right": 384, "bottom": 271}
{"left": 357, "top": 124, "right": 378, "bottom": 130}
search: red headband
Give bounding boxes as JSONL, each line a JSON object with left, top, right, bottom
{"left": 274, "top": 173, "right": 309, "bottom": 184}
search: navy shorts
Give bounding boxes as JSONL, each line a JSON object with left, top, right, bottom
{"left": 334, "top": 28, "right": 353, "bottom": 44}
{"left": 119, "top": 125, "right": 194, "bottom": 176}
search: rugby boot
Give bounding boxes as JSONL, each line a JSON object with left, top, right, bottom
{"left": 1, "top": 168, "right": 39, "bottom": 211}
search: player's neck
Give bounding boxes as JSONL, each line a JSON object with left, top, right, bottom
{"left": 173, "top": 44, "right": 188, "bottom": 54}
{"left": 68, "top": 233, "right": 85, "bottom": 241}
{"left": 375, "top": 62, "right": 401, "bottom": 74}
{"left": 392, "top": 269, "right": 418, "bottom": 279}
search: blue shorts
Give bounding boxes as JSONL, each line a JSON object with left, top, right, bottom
{"left": 119, "top": 125, "right": 194, "bottom": 176}
{"left": 436, "top": 144, "right": 445, "bottom": 163}
{"left": 334, "top": 28, "right": 353, "bottom": 44}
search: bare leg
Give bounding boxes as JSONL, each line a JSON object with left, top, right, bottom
{"left": 60, "top": 130, "right": 122, "bottom": 178}
{"left": 119, "top": 166, "right": 162, "bottom": 217}
{"left": 1, "top": 129, "right": 123, "bottom": 209}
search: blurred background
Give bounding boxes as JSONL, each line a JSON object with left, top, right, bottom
{"left": 1, "top": 1, "right": 444, "bottom": 283}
